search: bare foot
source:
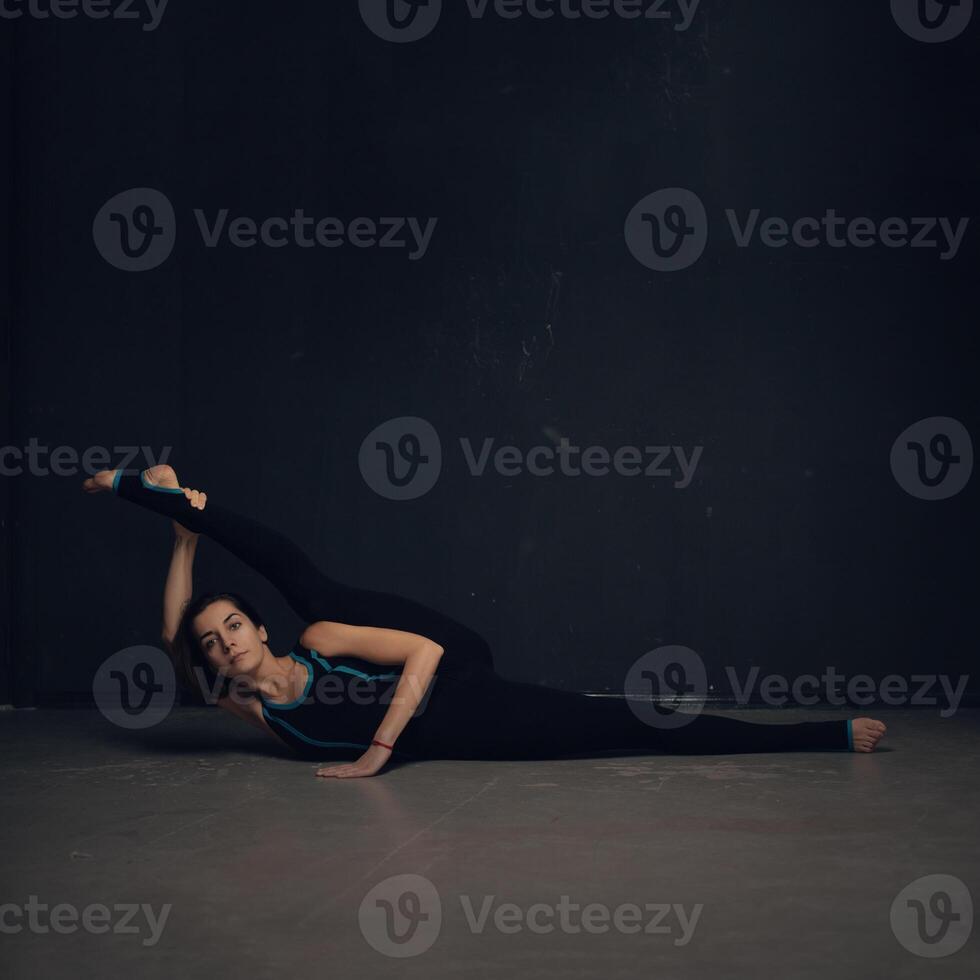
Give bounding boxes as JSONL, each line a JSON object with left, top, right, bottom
{"left": 83, "top": 463, "right": 208, "bottom": 516}
{"left": 143, "top": 464, "right": 180, "bottom": 489}
{"left": 81, "top": 469, "right": 118, "bottom": 493}
{"left": 851, "top": 717, "right": 887, "bottom": 752}
{"left": 82, "top": 463, "right": 180, "bottom": 494}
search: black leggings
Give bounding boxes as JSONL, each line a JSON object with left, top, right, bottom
{"left": 111, "top": 467, "right": 852, "bottom": 758}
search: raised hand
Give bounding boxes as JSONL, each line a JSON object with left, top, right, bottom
{"left": 171, "top": 488, "right": 207, "bottom": 540}
{"left": 181, "top": 487, "right": 208, "bottom": 511}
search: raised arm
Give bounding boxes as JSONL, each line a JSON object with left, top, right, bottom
{"left": 161, "top": 519, "right": 200, "bottom": 654}
{"left": 83, "top": 463, "right": 345, "bottom": 624}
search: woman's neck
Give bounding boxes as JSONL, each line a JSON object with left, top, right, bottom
{"left": 246, "top": 647, "right": 301, "bottom": 699}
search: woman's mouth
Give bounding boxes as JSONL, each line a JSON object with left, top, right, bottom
{"left": 231, "top": 651, "right": 247, "bottom": 663}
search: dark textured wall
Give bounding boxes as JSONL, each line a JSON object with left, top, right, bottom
{"left": 1, "top": 24, "right": 9, "bottom": 706}
{"left": 3, "top": 1, "right": 977, "bottom": 708}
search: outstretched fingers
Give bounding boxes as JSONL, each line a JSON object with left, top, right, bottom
{"left": 316, "top": 764, "right": 363, "bottom": 779}
{"left": 315, "top": 746, "right": 391, "bottom": 779}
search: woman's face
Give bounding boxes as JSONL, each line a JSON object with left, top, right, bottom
{"left": 193, "top": 599, "right": 268, "bottom": 677}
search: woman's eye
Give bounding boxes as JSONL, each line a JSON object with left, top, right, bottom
{"left": 231, "top": 622, "right": 240, "bottom": 630}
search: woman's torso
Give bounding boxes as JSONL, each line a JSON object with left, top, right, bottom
{"left": 228, "top": 640, "right": 534, "bottom": 761}
{"left": 254, "top": 643, "right": 411, "bottom": 756}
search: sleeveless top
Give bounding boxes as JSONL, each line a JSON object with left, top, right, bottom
{"left": 258, "top": 643, "right": 415, "bottom": 756}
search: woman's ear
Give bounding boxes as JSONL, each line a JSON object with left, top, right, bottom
{"left": 259, "top": 624, "right": 269, "bottom": 643}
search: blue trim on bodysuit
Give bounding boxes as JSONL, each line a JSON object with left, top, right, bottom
{"left": 113, "top": 469, "right": 186, "bottom": 495}
{"left": 260, "top": 648, "right": 405, "bottom": 752}
{"left": 846, "top": 719, "right": 854, "bottom": 750}
{"left": 261, "top": 709, "right": 372, "bottom": 751}
{"left": 308, "top": 648, "right": 401, "bottom": 682}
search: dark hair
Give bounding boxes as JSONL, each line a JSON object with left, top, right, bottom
{"left": 173, "top": 591, "right": 267, "bottom": 704}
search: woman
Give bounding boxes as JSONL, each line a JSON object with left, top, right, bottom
{"left": 83, "top": 464, "right": 886, "bottom": 778}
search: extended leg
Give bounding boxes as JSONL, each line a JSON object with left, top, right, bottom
{"left": 642, "top": 709, "right": 851, "bottom": 754}
{"left": 401, "top": 675, "right": 856, "bottom": 760}
{"left": 107, "top": 467, "right": 495, "bottom": 667}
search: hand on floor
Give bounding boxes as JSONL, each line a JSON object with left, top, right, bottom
{"left": 315, "top": 743, "right": 392, "bottom": 779}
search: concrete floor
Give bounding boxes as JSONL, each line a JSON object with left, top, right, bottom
{"left": 1, "top": 705, "right": 977, "bottom": 979}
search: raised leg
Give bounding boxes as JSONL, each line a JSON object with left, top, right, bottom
{"left": 96, "top": 466, "right": 495, "bottom": 668}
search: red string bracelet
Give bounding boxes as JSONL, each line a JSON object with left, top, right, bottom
{"left": 372, "top": 738, "right": 394, "bottom": 750}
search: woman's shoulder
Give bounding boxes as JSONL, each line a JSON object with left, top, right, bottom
{"left": 292, "top": 638, "right": 402, "bottom": 680}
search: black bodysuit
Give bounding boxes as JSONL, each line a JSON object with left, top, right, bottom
{"left": 111, "top": 469, "right": 853, "bottom": 760}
